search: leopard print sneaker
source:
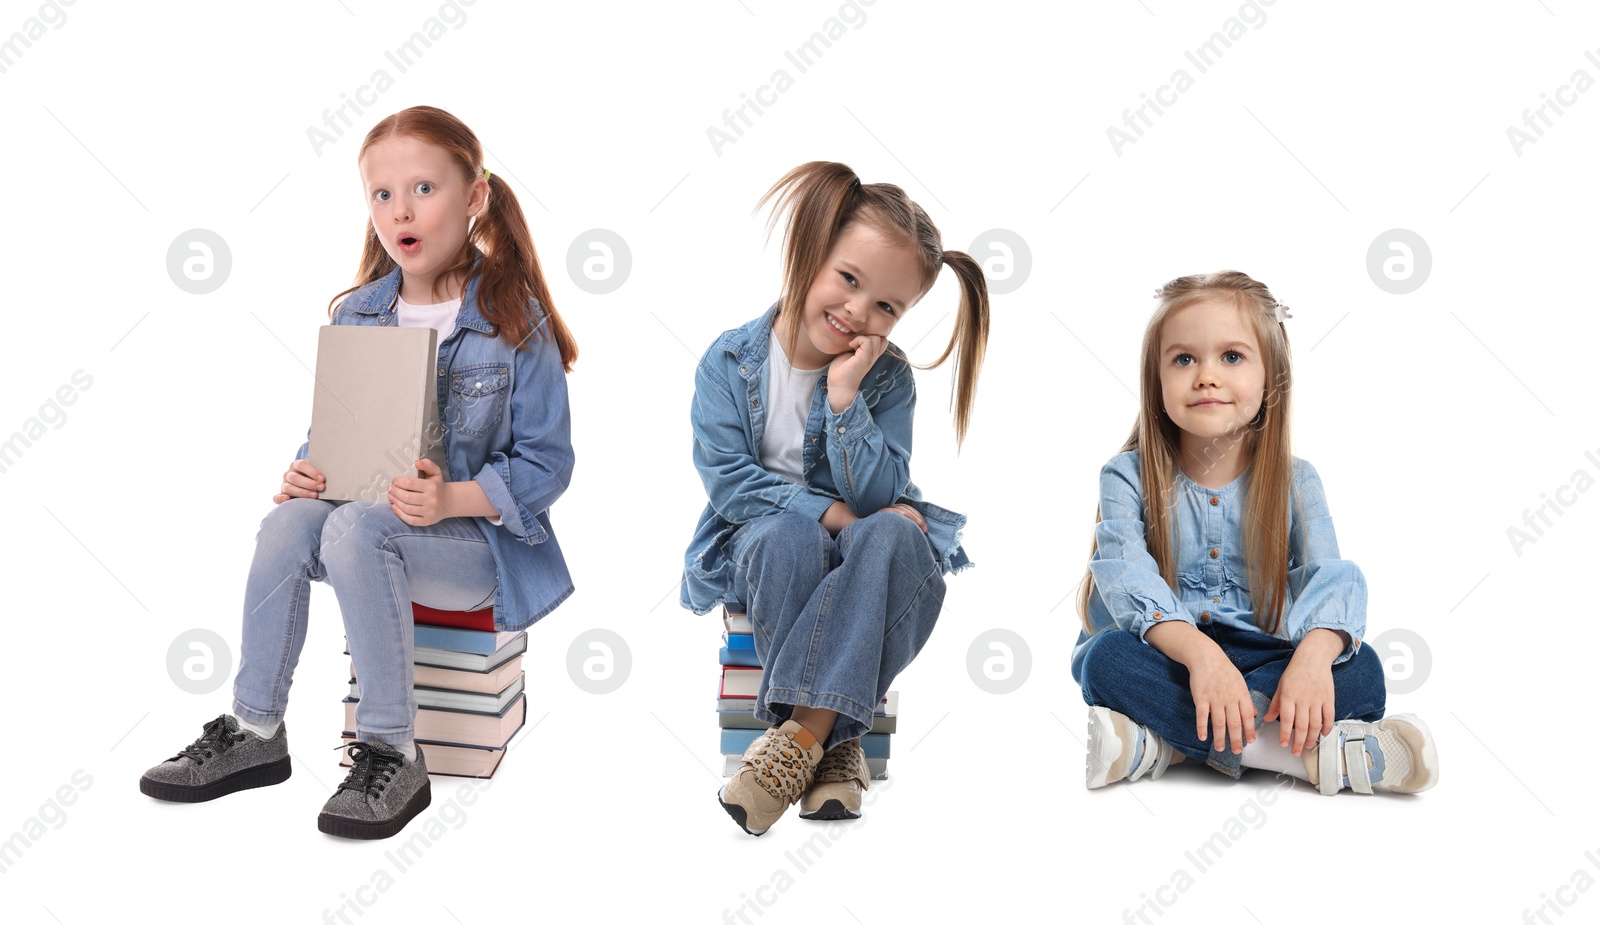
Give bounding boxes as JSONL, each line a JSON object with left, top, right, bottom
{"left": 799, "top": 739, "right": 870, "bottom": 821}
{"left": 718, "top": 720, "right": 823, "bottom": 836}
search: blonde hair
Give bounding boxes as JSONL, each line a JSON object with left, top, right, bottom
{"left": 1076, "top": 270, "right": 1302, "bottom": 634}
{"left": 757, "top": 161, "right": 989, "bottom": 444}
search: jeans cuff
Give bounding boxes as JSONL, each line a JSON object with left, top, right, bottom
{"left": 755, "top": 688, "right": 874, "bottom": 750}
{"left": 231, "top": 699, "right": 284, "bottom": 728}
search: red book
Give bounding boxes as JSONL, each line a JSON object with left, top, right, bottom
{"left": 411, "top": 601, "right": 496, "bottom": 631}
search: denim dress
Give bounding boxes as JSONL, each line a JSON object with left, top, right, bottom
{"left": 1072, "top": 449, "right": 1368, "bottom": 679}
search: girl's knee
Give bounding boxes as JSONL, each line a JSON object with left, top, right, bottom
{"left": 738, "top": 512, "right": 831, "bottom": 560}
{"left": 1077, "top": 630, "right": 1149, "bottom": 689}
{"left": 320, "top": 501, "right": 396, "bottom": 565}
{"left": 846, "top": 509, "right": 927, "bottom": 550}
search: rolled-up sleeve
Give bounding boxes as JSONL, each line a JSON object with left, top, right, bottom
{"left": 1088, "top": 456, "right": 1195, "bottom": 642}
{"left": 692, "top": 351, "right": 835, "bottom": 525}
{"left": 470, "top": 320, "right": 572, "bottom": 546}
{"left": 1284, "top": 459, "right": 1366, "bottom": 664}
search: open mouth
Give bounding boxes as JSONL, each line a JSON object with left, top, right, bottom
{"left": 398, "top": 233, "right": 421, "bottom": 253}
{"left": 824, "top": 312, "right": 854, "bottom": 336}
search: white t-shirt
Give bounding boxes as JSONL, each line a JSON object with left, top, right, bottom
{"left": 758, "top": 331, "right": 826, "bottom": 485}
{"left": 394, "top": 293, "right": 502, "bottom": 527}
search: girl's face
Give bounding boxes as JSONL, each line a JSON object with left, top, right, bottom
{"left": 1158, "top": 298, "right": 1267, "bottom": 445}
{"left": 359, "top": 134, "right": 486, "bottom": 302}
{"left": 789, "top": 221, "right": 924, "bottom": 369}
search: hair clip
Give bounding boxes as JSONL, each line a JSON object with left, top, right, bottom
{"left": 1272, "top": 302, "right": 1292, "bottom": 323}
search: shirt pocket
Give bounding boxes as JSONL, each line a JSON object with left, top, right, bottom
{"left": 448, "top": 364, "right": 510, "bottom": 438}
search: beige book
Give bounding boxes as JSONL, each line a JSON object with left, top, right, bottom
{"left": 307, "top": 326, "right": 446, "bottom": 502}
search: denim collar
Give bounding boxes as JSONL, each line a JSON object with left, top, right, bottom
{"left": 725, "top": 303, "right": 783, "bottom": 377}
{"left": 341, "top": 249, "right": 494, "bottom": 335}
{"left": 1177, "top": 462, "right": 1252, "bottom": 494}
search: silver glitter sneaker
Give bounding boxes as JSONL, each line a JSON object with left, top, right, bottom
{"left": 316, "top": 742, "right": 432, "bottom": 840}
{"left": 139, "top": 714, "right": 291, "bottom": 803}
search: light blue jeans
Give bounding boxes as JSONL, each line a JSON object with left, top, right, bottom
{"left": 728, "top": 511, "right": 945, "bottom": 751}
{"left": 232, "top": 499, "right": 498, "bottom": 744}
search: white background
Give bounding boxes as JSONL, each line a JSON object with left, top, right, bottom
{"left": 2, "top": 1, "right": 1595, "bottom": 921}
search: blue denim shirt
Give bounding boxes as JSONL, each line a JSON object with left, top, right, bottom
{"left": 1071, "top": 450, "right": 1366, "bottom": 679}
{"left": 680, "top": 305, "right": 970, "bottom": 615}
{"left": 294, "top": 257, "right": 574, "bottom": 631}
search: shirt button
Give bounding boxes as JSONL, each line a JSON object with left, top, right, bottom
{"left": 1210, "top": 496, "right": 1220, "bottom": 506}
{"left": 1212, "top": 597, "right": 1220, "bottom": 603}
{"left": 1200, "top": 612, "right": 1211, "bottom": 622}
{"left": 836, "top": 425, "right": 846, "bottom": 434}
{"left": 437, "top": 369, "right": 445, "bottom": 377}
{"left": 1209, "top": 548, "right": 1219, "bottom": 558}
{"left": 1153, "top": 611, "right": 1163, "bottom": 620}
{"left": 740, "top": 365, "right": 748, "bottom": 374}
{"left": 751, "top": 398, "right": 760, "bottom": 408}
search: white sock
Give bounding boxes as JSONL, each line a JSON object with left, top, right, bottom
{"left": 234, "top": 715, "right": 279, "bottom": 741}
{"left": 1239, "top": 722, "right": 1310, "bottom": 782}
{"left": 394, "top": 740, "right": 417, "bottom": 762}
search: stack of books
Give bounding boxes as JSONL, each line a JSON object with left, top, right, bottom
{"left": 341, "top": 602, "right": 527, "bottom": 778}
{"left": 717, "top": 607, "right": 896, "bottom": 780}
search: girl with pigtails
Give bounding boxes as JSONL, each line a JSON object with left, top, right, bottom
{"left": 141, "top": 105, "right": 579, "bottom": 840}
{"left": 681, "top": 161, "right": 990, "bottom": 836}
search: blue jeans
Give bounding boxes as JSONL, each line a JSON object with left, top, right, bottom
{"left": 728, "top": 511, "right": 945, "bottom": 752}
{"left": 1075, "top": 622, "right": 1386, "bottom": 778}
{"left": 232, "top": 499, "right": 499, "bottom": 744}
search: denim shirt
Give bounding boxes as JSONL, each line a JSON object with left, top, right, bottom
{"left": 679, "top": 305, "right": 970, "bottom": 615}
{"left": 294, "top": 256, "right": 574, "bottom": 631}
{"left": 1071, "top": 450, "right": 1366, "bottom": 679}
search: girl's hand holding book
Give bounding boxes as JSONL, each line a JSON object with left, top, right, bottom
{"left": 274, "top": 460, "right": 326, "bottom": 504}
{"left": 388, "top": 458, "right": 448, "bottom": 527}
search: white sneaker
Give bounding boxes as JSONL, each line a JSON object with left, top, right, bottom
{"left": 1307, "top": 713, "right": 1439, "bottom": 795}
{"left": 1087, "top": 706, "right": 1172, "bottom": 790}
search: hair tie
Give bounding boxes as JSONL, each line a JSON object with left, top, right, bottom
{"left": 1272, "top": 301, "right": 1292, "bottom": 323}
{"left": 483, "top": 168, "right": 492, "bottom": 181}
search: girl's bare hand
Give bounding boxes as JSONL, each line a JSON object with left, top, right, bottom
{"left": 274, "top": 459, "right": 325, "bottom": 504}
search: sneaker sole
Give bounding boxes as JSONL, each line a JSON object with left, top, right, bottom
{"left": 317, "top": 780, "right": 432, "bottom": 840}
{"left": 139, "top": 756, "right": 292, "bottom": 803}
{"left": 1377, "top": 713, "right": 1440, "bottom": 794}
{"left": 717, "top": 784, "right": 768, "bottom": 836}
{"left": 798, "top": 799, "right": 860, "bottom": 821}
{"left": 1086, "top": 706, "right": 1131, "bottom": 790}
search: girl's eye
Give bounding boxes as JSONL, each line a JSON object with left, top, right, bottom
{"left": 415, "top": 182, "right": 433, "bottom": 194}
{"left": 840, "top": 271, "right": 858, "bottom": 287}
{"left": 878, "top": 302, "right": 896, "bottom": 316}
{"left": 1224, "top": 350, "right": 1243, "bottom": 363}
{"left": 1174, "top": 354, "right": 1194, "bottom": 366}
{"left": 374, "top": 189, "right": 390, "bottom": 202}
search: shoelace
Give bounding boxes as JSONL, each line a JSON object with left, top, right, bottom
{"left": 173, "top": 716, "right": 245, "bottom": 767}
{"left": 335, "top": 742, "right": 403, "bottom": 798}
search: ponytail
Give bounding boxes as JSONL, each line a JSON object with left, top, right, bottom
{"left": 919, "top": 250, "right": 989, "bottom": 445}
{"left": 758, "top": 160, "right": 990, "bottom": 446}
